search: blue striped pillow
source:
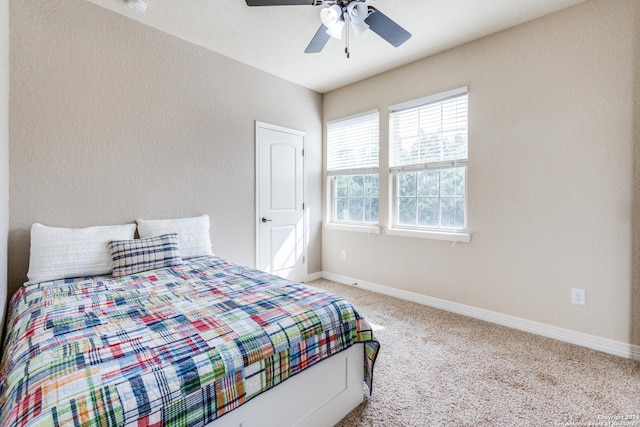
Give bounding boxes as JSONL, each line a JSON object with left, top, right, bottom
{"left": 108, "top": 233, "right": 182, "bottom": 277}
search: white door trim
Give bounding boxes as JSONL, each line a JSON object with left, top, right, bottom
{"left": 255, "top": 121, "right": 307, "bottom": 278}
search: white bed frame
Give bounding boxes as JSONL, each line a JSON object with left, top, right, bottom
{"left": 206, "top": 344, "right": 365, "bottom": 427}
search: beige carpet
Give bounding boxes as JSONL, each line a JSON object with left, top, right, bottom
{"left": 308, "top": 279, "right": 640, "bottom": 427}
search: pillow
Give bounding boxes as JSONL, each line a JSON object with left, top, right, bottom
{"left": 27, "top": 222, "right": 137, "bottom": 283}
{"left": 136, "top": 214, "right": 213, "bottom": 259}
{"left": 108, "top": 234, "right": 182, "bottom": 277}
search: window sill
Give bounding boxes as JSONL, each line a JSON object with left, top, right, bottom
{"left": 385, "top": 227, "right": 471, "bottom": 243}
{"left": 323, "top": 222, "right": 381, "bottom": 234}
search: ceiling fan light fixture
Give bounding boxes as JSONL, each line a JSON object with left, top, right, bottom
{"left": 347, "top": 2, "right": 368, "bottom": 24}
{"left": 325, "top": 20, "right": 344, "bottom": 40}
{"left": 127, "top": 0, "right": 147, "bottom": 13}
{"left": 347, "top": 2, "right": 369, "bottom": 37}
{"left": 320, "top": 5, "right": 344, "bottom": 40}
{"left": 350, "top": 20, "right": 369, "bottom": 37}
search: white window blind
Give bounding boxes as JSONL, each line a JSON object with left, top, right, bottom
{"left": 390, "top": 87, "right": 468, "bottom": 172}
{"left": 327, "top": 111, "right": 379, "bottom": 176}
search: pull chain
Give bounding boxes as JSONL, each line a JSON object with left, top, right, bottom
{"left": 344, "top": 10, "right": 350, "bottom": 58}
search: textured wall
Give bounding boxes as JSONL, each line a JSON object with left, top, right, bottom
{"left": 0, "top": 0, "right": 9, "bottom": 325}
{"left": 323, "top": 0, "right": 640, "bottom": 344}
{"left": 633, "top": 0, "right": 640, "bottom": 347}
{"left": 8, "top": 0, "right": 323, "bottom": 298}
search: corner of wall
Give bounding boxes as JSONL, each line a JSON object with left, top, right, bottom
{"left": 0, "top": 0, "right": 9, "bottom": 332}
{"left": 631, "top": 0, "right": 640, "bottom": 346}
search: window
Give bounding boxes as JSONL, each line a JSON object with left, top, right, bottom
{"left": 389, "top": 87, "right": 468, "bottom": 233}
{"left": 327, "top": 111, "right": 379, "bottom": 225}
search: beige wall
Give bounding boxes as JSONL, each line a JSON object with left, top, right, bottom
{"left": 8, "top": 0, "right": 323, "bottom": 298}
{"left": 633, "top": 0, "right": 640, "bottom": 345}
{"left": 323, "top": 0, "right": 640, "bottom": 345}
{"left": 1, "top": 0, "right": 9, "bottom": 325}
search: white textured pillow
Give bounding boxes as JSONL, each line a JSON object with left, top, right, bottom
{"left": 27, "top": 222, "right": 137, "bottom": 283}
{"left": 136, "top": 214, "right": 213, "bottom": 259}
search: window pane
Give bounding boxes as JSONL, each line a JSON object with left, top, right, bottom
{"left": 335, "top": 198, "right": 348, "bottom": 221}
{"left": 441, "top": 197, "right": 465, "bottom": 229}
{"left": 417, "top": 198, "right": 439, "bottom": 227}
{"left": 333, "top": 174, "right": 379, "bottom": 224}
{"left": 348, "top": 175, "right": 364, "bottom": 197}
{"left": 348, "top": 198, "right": 364, "bottom": 222}
{"left": 454, "top": 198, "right": 465, "bottom": 229}
{"left": 364, "top": 174, "right": 379, "bottom": 197}
{"left": 364, "top": 198, "right": 379, "bottom": 223}
{"left": 441, "top": 168, "right": 465, "bottom": 197}
{"left": 398, "top": 172, "right": 416, "bottom": 197}
{"left": 396, "top": 168, "right": 466, "bottom": 230}
{"left": 335, "top": 176, "right": 348, "bottom": 198}
{"left": 417, "top": 170, "right": 439, "bottom": 197}
{"left": 398, "top": 198, "right": 416, "bottom": 225}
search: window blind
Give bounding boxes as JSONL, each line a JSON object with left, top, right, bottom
{"left": 327, "top": 111, "right": 379, "bottom": 176}
{"left": 390, "top": 87, "right": 468, "bottom": 172}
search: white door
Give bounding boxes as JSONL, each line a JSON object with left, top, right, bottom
{"left": 256, "top": 122, "right": 306, "bottom": 282}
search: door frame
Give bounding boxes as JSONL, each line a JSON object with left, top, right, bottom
{"left": 255, "top": 121, "right": 307, "bottom": 278}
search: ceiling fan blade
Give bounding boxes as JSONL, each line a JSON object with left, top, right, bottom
{"left": 246, "top": 0, "right": 318, "bottom": 5}
{"left": 365, "top": 8, "right": 411, "bottom": 47}
{"left": 305, "top": 24, "right": 331, "bottom": 53}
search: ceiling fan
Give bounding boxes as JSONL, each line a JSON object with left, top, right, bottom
{"left": 245, "top": 0, "right": 412, "bottom": 58}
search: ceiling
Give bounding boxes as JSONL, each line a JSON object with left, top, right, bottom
{"left": 85, "top": 0, "right": 586, "bottom": 93}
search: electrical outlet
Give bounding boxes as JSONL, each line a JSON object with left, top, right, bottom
{"left": 571, "top": 288, "right": 585, "bottom": 305}
{"left": 340, "top": 250, "right": 346, "bottom": 261}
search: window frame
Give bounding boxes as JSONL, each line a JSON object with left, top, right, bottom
{"left": 325, "top": 110, "right": 381, "bottom": 233}
{"left": 387, "top": 87, "right": 470, "bottom": 242}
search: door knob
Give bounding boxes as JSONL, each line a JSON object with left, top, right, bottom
{"left": 261, "top": 217, "right": 272, "bottom": 223}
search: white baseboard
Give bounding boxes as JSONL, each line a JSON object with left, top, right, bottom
{"left": 305, "top": 271, "right": 324, "bottom": 282}
{"left": 319, "top": 271, "right": 640, "bottom": 361}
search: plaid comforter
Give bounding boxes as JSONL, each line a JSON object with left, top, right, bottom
{"left": 0, "top": 256, "right": 378, "bottom": 427}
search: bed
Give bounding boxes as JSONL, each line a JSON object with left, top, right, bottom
{"left": 0, "top": 218, "right": 379, "bottom": 427}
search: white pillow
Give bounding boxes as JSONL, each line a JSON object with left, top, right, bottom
{"left": 136, "top": 214, "right": 213, "bottom": 259}
{"left": 27, "top": 222, "right": 137, "bottom": 283}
